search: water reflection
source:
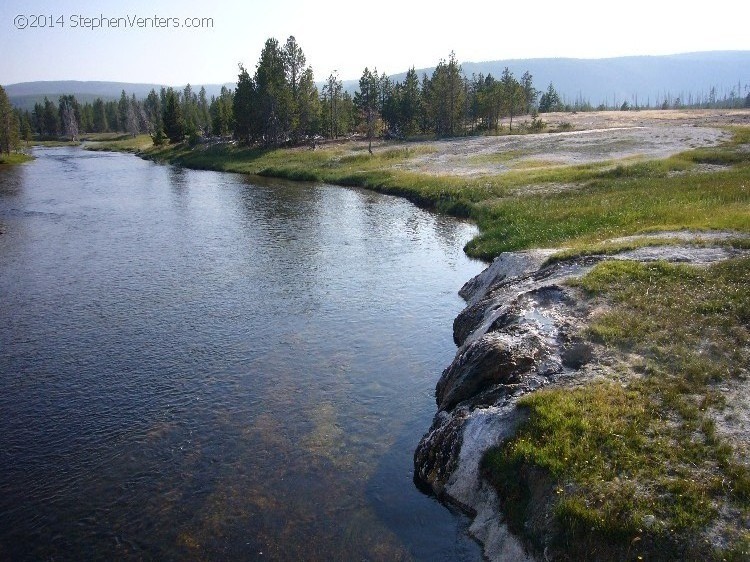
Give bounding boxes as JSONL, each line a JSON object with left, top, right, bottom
{"left": 0, "top": 147, "right": 484, "bottom": 560}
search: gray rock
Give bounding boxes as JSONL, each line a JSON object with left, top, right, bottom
{"left": 415, "top": 237, "right": 750, "bottom": 561}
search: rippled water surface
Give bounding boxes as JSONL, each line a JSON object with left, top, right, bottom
{"left": 0, "top": 148, "right": 485, "bottom": 560}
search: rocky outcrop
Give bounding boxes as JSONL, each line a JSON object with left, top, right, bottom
{"left": 414, "top": 234, "right": 750, "bottom": 561}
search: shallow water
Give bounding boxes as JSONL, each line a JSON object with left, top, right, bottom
{"left": 0, "top": 147, "right": 485, "bottom": 560}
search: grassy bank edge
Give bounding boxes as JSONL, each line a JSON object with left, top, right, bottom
{"left": 0, "top": 152, "right": 33, "bottom": 166}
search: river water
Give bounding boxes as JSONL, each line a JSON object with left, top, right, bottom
{"left": 0, "top": 147, "right": 485, "bottom": 561}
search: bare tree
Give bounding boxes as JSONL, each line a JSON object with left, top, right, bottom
{"left": 61, "top": 101, "right": 78, "bottom": 141}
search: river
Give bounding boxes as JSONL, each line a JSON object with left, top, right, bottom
{"left": 0, "top": 147, "right": 485, "bottom": 560}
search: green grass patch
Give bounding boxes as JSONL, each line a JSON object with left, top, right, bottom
{"left": 466, "top": 161, "right": 750, "bottom": 259}
{"left": 0, "top": 152, "right": 33, "bottom": 166}
{"left": 31, "top": 139, "right": 80, "bottom": 147}
{"left": 572, "top": 259, "right": 750, "bottom": 378}
{"left": 84, "top": 134, "right": 154, "bottom": 153}
{"left": 509, "top": 159, "right": 563, "bottom": 170}
{"left": 468, "top": 149, "right": 530, "bottom": 165}
{"left": 482, "top": 257, "right": 750, "bottom": 559}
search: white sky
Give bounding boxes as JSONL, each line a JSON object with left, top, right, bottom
{"left": 1, "top": 0, "right": 748, "bottom": 85}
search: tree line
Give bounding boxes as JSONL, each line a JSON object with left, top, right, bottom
{"left": 2, "top": 37, "right": 548, "bottom": 150}
{"left": 4, "top": 36, "right": 749, "bottom": 154}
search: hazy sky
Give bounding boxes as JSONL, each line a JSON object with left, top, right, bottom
{"left": 2, "top": 0, "right": 748, "bottom": 85}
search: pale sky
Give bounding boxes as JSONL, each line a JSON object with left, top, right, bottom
{"left": 1, "top": 0, "right": 748, "bottom": 86}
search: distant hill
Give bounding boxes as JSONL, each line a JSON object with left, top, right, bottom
{"left": 4, "top": 81, "right": 233, "bottom": 112}
{"left": 457, "top": 51, "right": 750, "bottom": 107}
{"left": 6, "top": 51, "right": 749, "bottom": 111}
{"left": 371, "top": 51, "right": 750, "bottom": 107}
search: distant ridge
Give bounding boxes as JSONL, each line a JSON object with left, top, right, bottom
{"left": 356, "top": 51, "right": 750, "bottom": 107}
{"left": 457, "top": 51, "right": 750, "bottom": 107}
{"left": 5, "top": 51, "right": 749, "bottom": 111}
{"left": 5, "top": 81, "right": 234, "bottom": 112}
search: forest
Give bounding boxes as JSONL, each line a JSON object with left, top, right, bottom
{"left": 2, "top": 36, "right": 750, "bottom": 154}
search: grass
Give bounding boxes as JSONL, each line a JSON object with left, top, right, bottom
{"left": 465, "top": 151, "right": 750, "bottom": 259}
{"left": 482, "top": 258, "right": 750, "bottom": 560}
{"left": 0, "top": 152, "right": 33, "bottom": 166}
{"left": 84, "top": 133, "right": 153, "bottom": 152}
{"left": 467, "top": 149, "right": 531, "bottom": 165}
{"left": 30, "top": 139, "right": 81, "bottom": 147}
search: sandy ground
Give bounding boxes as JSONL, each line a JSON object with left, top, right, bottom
{"left": 374, "top": 109, "right": 750, "bottom": 176}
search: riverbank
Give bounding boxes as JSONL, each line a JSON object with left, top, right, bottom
{"left": 87, "top": 109, "right": 750, "bottom": 560}
{"left": 0, "top": 152, "right": 33, "bottom": 167}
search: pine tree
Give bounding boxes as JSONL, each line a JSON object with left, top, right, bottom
{"left": 0, "top": 85, "right": 20, "bottom": 153}
{"left": 255, "top": 38, "right": 293, "bottom": 145}
{"left": 283, "top": 36, "right": 306, "bottom": 143}
{"left": 21, "top": 112, "right": 32, "bottom": 145}
{"left": 420, "top": 73, "right": 431, "bottom": 134}
{"left": 520, "top": 71, "right": 538, "bottom": 114}
{"left": 233, "top": 64, "right": 255, "bottom": 143}
{"left": 210, "top": 86, "right": 234, "bottom": 138}
{"left": 539, "top": 83, "right": 561, "bottom": 113}
{"left": 296, "top": 67, "right": 320, "bottom": 139}
{"left": 162, "top": 88, "right": 184, "bottom": 143}
{"left": 354, "top": 68, "right": 380, "bottom": 153}
{"left": 144, "top": 90, "right": 161, "bottom": 132}
{"left": 322, "top": 71, "right": 343, "bottom": 139}
{"left": 197, "top": 86, "right": 210, "bottom": 134}
{"left": 500, "top": 68, "right": 524, "bottom": 132}
{"left": 399, "top": 68, "right": 422, "bottom": 136}
{"left": 118, "top": 90, "right": 129, "bottom": 132}
{"left": 428, "top": 53, "right": 465, "bottom": 136}
{"left": 105, "top": 101, "right": 119, "bottom": 133}
{"left": 42, "top": 97, "right": 59, "bottom": 138}
{"left": 182, "top": 84, "right": 198, "bottom": 138}
{"left": 79, "top": 102, "right": 94, "bottom": 133}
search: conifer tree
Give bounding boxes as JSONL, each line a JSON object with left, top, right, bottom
{"left": 354, "top": 67, "right": 380, "bottom": 153}
{"left": 538, "top": 83, "right": 561, "bottom": 113}
{"left": 210, "top": 86, "right": 234, "bottom": 138}
{"left": 296, "top": 67, "right": 320, "bottom": 139}
{"left": 322, "top": 71, "right": 343, "bottom": 139}
{"left": 399, "top": 67, "right": 422, "bottom": 137}
{"left": 233, "top": 64, "right": 255, "bottom": 143}
{"left": 42, "top": 97, "right": 59, "bottom": 138}
{"left": 255, "top": 38, "right": 293, "bottom": 145}
{"left": 0, "top": 85, "right": 20, "bottom": 153}
{"left": 118, "top": 90, "right": 129, "bottom": 132}
{"left": 162, "top": 88, "right": 184, "bottom": 143}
